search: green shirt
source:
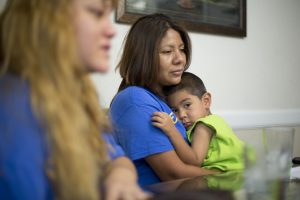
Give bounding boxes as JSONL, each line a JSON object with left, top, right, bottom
{"left": 186, "top": 114, "right": 244, "bottom": 171}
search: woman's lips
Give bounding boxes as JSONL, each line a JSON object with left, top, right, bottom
{"left": 100, "top": 44, "right": 111, "bottom": 57}
{"left": 171, "top": 69, "right": 184, "bottom": 76}
{"left": 101, "top": 44, "right": 111, "bottom": 51}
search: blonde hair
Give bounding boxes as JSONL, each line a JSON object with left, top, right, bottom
{"left": 0, "top": 0, "right": 112, "bottom": 199}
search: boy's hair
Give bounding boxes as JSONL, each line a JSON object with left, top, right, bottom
{"left": 165, "top": 72, "right": 207, "bottom": 99}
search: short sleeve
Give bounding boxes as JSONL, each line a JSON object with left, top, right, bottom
{"left": 102, "top": 133, "right": 125, "bottom": 160}
{"left": 115, "top": 105, "right": 174, "bottom": 160}
{"left": 110, "top": 87, "right": 186, "bottom": 161}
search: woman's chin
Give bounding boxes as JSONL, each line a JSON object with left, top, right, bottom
{"left": 168, "top": 77, "right": 182, "bottom": 85}
{"left": 87, "top": 63, "right": 110, "bottom": 73}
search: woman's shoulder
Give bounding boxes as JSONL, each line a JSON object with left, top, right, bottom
{"left": 0, "top": 73, "right": 30, "bottom": 102}
{"left": 1, "top": 74, "right": 28, "bottom": 105}
{"left": 110, "top": 86, "right": 170, "bottom": 121}
{"left": 0, "top": 74, "right": 32, "bottom": 119}
{"left": 0, "top": 73, "right": 41, "bottom": 135}
{"left": 117, "top": 86, "right": 154, "bottom": 97}
{"left": 112, "top": 86, "right": 163, "bottom": 106}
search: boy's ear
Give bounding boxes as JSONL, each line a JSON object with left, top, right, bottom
{"left": 202, "top": 92, "right": 212, "bottom": 108}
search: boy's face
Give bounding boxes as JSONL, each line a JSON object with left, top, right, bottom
{"left": 167, "top": 89, "right": 211, "bottom": 130}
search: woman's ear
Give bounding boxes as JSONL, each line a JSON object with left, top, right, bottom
{"left": 202, "top": 92, "right": 212, "bottom": 108}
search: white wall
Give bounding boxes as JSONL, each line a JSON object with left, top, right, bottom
{"left": 0, "top": 0, "right": 5, "bottom": 9}
{"left": 1, "top": 0, "right": 299, "bottom": 129}
{"left": 92, "top": 0, "right": 300, "bottom": 129}
{"left": 1, "top": 0, "right": 299, "bottom": 155}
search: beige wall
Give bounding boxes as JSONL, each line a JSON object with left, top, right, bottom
{"left": 1, "top": 0, "right": 299, "bottom": 156}
{"left": 92, "top": 0, "right": 300, "bottom": 115}
{"left": 92, "top": 0, "right": 300, "bottom": 130}
{"left": 0, "top": 0, "right": 5, "bottom": 10}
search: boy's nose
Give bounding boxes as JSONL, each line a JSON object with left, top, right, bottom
{"left": 178, "top": 110, "right": 187, "bottom": 121}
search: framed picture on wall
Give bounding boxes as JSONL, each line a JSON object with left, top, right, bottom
{"left": 115, "top": 0, "right": 246, "bottom": 37}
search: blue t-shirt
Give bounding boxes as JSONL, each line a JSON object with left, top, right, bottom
{"left": 0, "top": 74, "right": 124, "bottom": 200}
{"left": 110, "top": 86, "right": 187, "bottom": 186}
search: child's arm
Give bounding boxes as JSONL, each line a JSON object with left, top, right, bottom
{"left": 151, "top": 112, "right": 212, "bottom": 166}
{"left": 189, "top": 123, "right": 213, "bottom": 166}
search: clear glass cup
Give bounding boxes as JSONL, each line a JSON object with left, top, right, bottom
{"left": 263, "top": 127, "right": 295, "bottom": 179}
{"left": 243, "top": 127, "right": 295, "bottom": 199}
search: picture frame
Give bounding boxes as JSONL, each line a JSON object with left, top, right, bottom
{"left": 115, "top": 0, "right": 246, "bottom": 37}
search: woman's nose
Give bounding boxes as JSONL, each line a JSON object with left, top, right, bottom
{"left": 104, "top": 16, "right": 116, "bottom": 38}
{"left": 173, "top": 49, "right": 185, "bottom": 65}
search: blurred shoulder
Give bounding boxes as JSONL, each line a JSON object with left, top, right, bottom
{"left": 111, "top": 86, "right": 161, "bottom": 107}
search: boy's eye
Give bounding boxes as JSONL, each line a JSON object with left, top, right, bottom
{"left": 183, "top": 103, "right": 191, "bottom": 108}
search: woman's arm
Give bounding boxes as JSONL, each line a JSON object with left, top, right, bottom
{"left": 145, "top": 150, "right": 217, "bottom": 181}
{"left": 103, "top": 157, "right": 151, "bottom": 200}
{"left": 111, "top": 88, "right": 218, "bottom": 184}
{"left": 152, "top": 112, "right": 212, "bottom": 166}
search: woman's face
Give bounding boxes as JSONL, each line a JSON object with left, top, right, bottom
{"left": 73, "top": 0, "right": 116, "bottom": 73}
{"left": 157, "top": 29, "right": 186, "bottom": 88}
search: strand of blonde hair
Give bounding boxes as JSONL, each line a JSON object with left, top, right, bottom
{"left": 1, "top": 0, "right": 111, "bottom": 199}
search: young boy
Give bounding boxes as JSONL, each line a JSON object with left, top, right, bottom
{"left": 152, "top": 72, "right": 244, "bottom": 171}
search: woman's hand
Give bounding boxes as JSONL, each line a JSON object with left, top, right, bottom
{"left": 103, "top": 157, "right": 152, "bottom": 200}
